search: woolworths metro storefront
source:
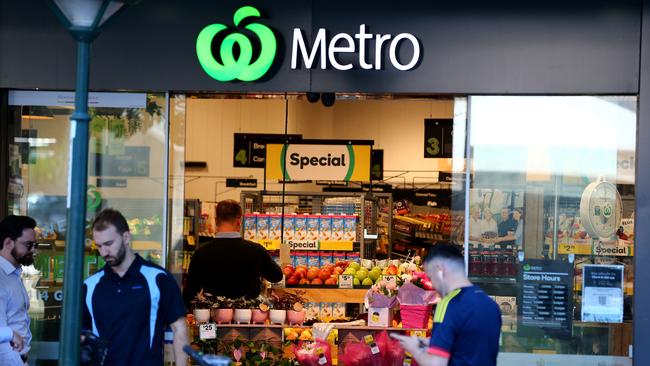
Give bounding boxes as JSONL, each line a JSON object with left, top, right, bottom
{"left": 1, "top": 0, "right": 650, "bottom": 365}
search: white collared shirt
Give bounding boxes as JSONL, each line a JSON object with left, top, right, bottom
{"left": 0, "top": 255, "right": 31, "bottom": 363}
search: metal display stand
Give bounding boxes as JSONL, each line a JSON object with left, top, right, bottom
{"left": 240, "top": 190, "right": 393, "bottom": 259}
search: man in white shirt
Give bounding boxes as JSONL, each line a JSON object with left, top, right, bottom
{"left": 0, "top": 215, "right": 37, "bottom": 365}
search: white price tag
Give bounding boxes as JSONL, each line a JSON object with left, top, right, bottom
{"left": 318, "top": 356, "right": 328, "bottom": 365}
{"left": 370, "top": 343, "right": 380, "bottom": 354}
{"left": 339, "top": 275, "right": 354, "bottom": 289}
{"left": 382, "top": 275, "right": 397, "bottom": 284}
{"left": 199, "top": 323, "right": 217, "bottom": 340}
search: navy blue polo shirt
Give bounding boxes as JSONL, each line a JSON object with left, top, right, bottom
{"left": 428, "top": 285, "right": 501, "bottom": 366}
{"left": 82, "top": 254, "right": 186, "bottom": 366}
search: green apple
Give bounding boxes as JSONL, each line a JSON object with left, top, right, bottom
{"left": 369, "top": 270, "right": 380, "bottom": 281}
{"left": 349, "top": 262, "right": 361, "bottom": 271}
{"left": 343, "top": 267, "right": 357, "bottom": 276}
{"left": 362, "top": 278, "right": 374, "bottom": 286}
{"left": 353, "top": 278, "right": 361, "bottom": 286}
{"left": 355, "top": 270, "right": 368, "bottom": 281}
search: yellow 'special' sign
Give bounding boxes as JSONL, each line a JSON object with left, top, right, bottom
{"left": 265, "top": 143, "right": 371, "bottom": 182}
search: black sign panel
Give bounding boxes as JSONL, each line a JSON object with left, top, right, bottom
{"left": 424, "top": 119, "right": 453, "bottom": 158}
{"left": 225, "top": 178, "right": 258, "bottom": 188}
{"left": 371, "top": 149, "right": 384, "bottom": 181}
{"left": 518, "top": 259, "right": 573, "bottom": 338}
{"left": 89, "top": 146, "right": 150, "bottom": 177}
{"left": 233, "top": 133, "right": 302, "bottom": 168}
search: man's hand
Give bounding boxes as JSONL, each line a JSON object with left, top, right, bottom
{"left": 171, "top": 316, "right": 189, "bottom": 366}
{"left": 390, "top": 333, "right": 422, "bottom": 354}
{"left": 10, "top": 329, "right": 24, "bottom": 352}
{"left": 390, "top": 333, "right": 449, "bottom": 366}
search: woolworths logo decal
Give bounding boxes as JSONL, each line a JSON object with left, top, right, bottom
{"left": 196, "top": 6, "right": 422, "bottom": 82}
{"left": 196, "top": 6, "right": 277, "bottom": 82}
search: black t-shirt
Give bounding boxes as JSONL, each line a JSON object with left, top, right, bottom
{"left": 82, "top": 254, "right": 186, "bottom": 366}
{"left": 183, "top": 236, "right": 283, "bottom": 306}
{"left": 497, "top": 218, "right": 517, "bottom": 245}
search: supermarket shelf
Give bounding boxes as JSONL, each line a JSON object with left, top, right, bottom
{"left": 469, "top": 276, "right": 517, "bottom": 285}
{"left": 287, "top": 288, "right": 368, "bottom": 303}
{"left": 196, "top": 323, "right": 427, "bottom": 332}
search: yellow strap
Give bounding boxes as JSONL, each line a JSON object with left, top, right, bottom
{"left": 433, "top": 288, "right": 461, "bottom": 323}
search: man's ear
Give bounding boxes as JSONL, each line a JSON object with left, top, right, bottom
{"left": 2, "top": 237, "right": 14, "bottom": 251}
{"left": 123, "top": 231, "right": 132, "bottom": 246}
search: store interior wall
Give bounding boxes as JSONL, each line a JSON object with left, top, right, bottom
{"left": 183, "top": 98, "right": 454, "bottom": 203}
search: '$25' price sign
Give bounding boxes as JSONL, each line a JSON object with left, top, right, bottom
{"left": 199, "top": 323, "right": 217, "bottom": 340}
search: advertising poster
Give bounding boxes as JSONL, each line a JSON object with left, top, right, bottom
{"left": 581, "top": 264, "right": 624, "bottom": 323}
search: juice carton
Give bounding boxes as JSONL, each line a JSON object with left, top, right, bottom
{"left": 243, "top": 213, "right": 257, "bottom": 241}
{"left": 256, "top": 214, "right": 270, "bottom": 241}
{"left": 307, "top": 214, "right": 320, "bottom": 242}
{"left": 294, "top": 252, "right": 309, "bottom": 267}
{"left": 320, "top": 252, "right": 334, "bottom": 266}
{"left": 305, "top": 302, "right": 321, "bottom": 321}
{"left": 269, "top": 214, "right": 282, "bottom": 241}
{"left": 343, "top": 215, "right": 358, "bottom": 242}
{"left": 346, "top": 252, "right": 360, "bottom": 262}
{"left": 307, "top": 252, "right": 320, "bottom": 268}
{"left": 283, "top": 214, "right": 296, "bottom": 241}
{"left": 319, "top": 214, "right": 332, "bottom": 241}
{"left": 320, "top": 303, "right": 334, "bottom": 320}
{"left": 332, "top": 215, "right": 345, "bottom": 241}
{"left": 333, "top": 302, "right": 346, "bottom": 320}
{"left": 294, "top": 214, "right": 308, "bottom": 241}
{"left": 333, "top": 252, "right": 347, "bottom": 266}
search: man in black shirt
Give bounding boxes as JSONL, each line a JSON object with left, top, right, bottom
{"left": 183, "top": 200, "right": 283, "bottom": 307}
{"left": 82, "top": 209, "right": 188, "bottom": 366}
{"left": 496, "top": 208, "right": 517, "bottom": 246}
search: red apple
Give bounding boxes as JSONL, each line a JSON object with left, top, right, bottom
{"left": 318, "top": 269, "right": 332, "bottom": 281}
{"left": 311, "top": 278, "right": 323, "bottom": 285}
{"left": 324, "top": 277, "right": 337, "bottom": 286}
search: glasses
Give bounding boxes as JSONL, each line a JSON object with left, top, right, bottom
{"left": 16, "top": 240, "right": 38, "bottom": 251}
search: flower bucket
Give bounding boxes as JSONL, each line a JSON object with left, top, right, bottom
{"left": 251, "top": 309, "right": 269, "bottom": 324}
{"left": 233, "top": 309, "right": 252, "bottom": 324}
{"left": 211, "top": 308, "right": 234, "bottom": 324}
{"left": 399, "top": 304, "right": 433, "bottom": 329}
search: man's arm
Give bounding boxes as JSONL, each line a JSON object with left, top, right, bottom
{"left": 183, "top": 255, "right": 201, "bottom": 308}
{"left": 170, "top": 316, "right": 189, "bottom": 366}
{"left": 390, "top": 334, "right": 449, "bottom": 366}
{"left": 258, "top": 246, "right": 283, "bottom": 283}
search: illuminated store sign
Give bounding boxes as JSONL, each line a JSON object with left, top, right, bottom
{"left": 196, "top": 6, "right": 421, "bottom": 82}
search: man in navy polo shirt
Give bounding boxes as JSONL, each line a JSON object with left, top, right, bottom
{"left": 392, "top": 243, "right": 501, "bottom": 366}
{"left": 82, "top": 209, "right": 188, "bottom": 366}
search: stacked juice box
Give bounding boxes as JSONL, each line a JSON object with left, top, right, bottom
{"left": 241, "top": 213, "right": 358, "bottom": 243}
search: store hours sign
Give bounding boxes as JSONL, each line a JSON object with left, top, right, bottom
{"left": 265, "top": 143, "right": 371, "bottom": 182}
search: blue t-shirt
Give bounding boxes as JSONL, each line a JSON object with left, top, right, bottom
{"left": 82, "top": 255, "right": 187, "bottom": 366}
{"left": 428, "top": 285, "right": 501, "bottom": 366}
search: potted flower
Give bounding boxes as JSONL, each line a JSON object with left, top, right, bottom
{"left": 269, "top": 292, "right": 287, "bottom": 325}
{"left": 191, "top": 290, "right": 214, "bottom": 324}
{"left": 396, "top": 271, "right": 439, "bottom": 329}
{"left": 250, "top": 295, "right": 271, "bottom": 324}
{"left": 211, "top": 296, "right": 234, "bottom": 324}
{"left": 366, "top": 279, "right": 399, "bottom": 327}
{"left": 283, "top": 290, "right": 308, "bottom": 325}
{"left": 233, "top": 297, "right": 253, "bottom": 324}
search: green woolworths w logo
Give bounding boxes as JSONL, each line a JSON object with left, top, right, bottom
{"left": 196, "top": 6, "right": 277, "bottom": 82}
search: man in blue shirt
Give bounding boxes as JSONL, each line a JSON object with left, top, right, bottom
{"left": 82, "top": 209, "right": 188, "bottom": 366}
{"left": 392, "top": 243, "right": 501, "bottom": 366}
{"left": 0, "top": 215, "right": 37, "bottom": 366}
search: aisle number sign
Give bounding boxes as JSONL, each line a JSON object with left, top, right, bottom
{"left": 266, "top": 143, "right": 371, "bottom": 182}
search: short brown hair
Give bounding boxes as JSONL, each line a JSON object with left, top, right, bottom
{"left": 216, "top": 199, "right": 242, "bottom": 225}
{"left": 92, "top": 208, "right": 130, "bottom": 235}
